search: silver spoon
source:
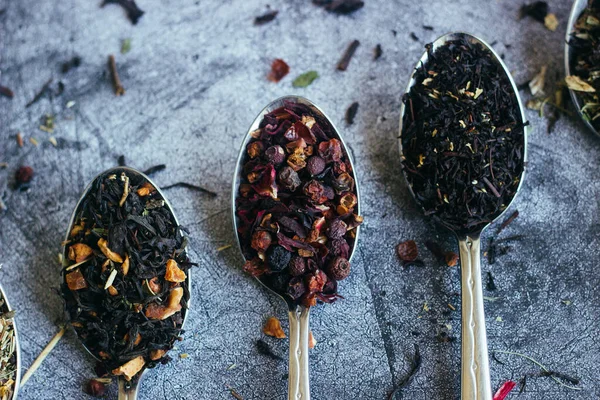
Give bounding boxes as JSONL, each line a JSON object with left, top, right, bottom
{"left": 61, "top": 166, "right": 191, "bottom": 400}
{"left": 0, "top": 283, "right": 21, "bottom": 400}
{"left": 399, "top": 33, "right": 528, "bottom": 400}
{"left": 565, "top": 0, "right": 600, "bottom": 137}
{"left": 232, "top": 95, "right": 361, "bottom": 400}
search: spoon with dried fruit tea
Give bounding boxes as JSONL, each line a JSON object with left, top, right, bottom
{"left": 233, "top": 96, "right": 363, "bottom": 400}
{"left": 399, "top": 33, "right": 527, "bottom": 400}
{"left": 0, "top": 284, "right": 21, "bottom": 400}
{"left": 60, "top": 167, "right": 192, "bottom": 400}
{"left": 565, "top": 0, "right": 600, "bottom": 137}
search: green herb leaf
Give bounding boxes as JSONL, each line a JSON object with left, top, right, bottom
{"left": 292, "top": 71, "right": 319, "bottom": 88}
{"left": 121, "top": 38, "right": 132, "bottom": 54}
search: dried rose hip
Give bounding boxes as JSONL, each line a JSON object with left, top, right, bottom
{"left": 396, "top": 240, "right": 418, "bottom": 262}
{"left": 236, "top": 100, "right": 363, "bottom": 307}
{"left": 445, "top": 251, "right": 459, "bottom": 267}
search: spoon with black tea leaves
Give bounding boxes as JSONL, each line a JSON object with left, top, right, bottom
{"left": 232, "top": 96, "right": 361, "bottom": 400}
{"left": 565, "top": 0, "right": 600, "bottom": 137}
{"left": 60, "top": 166, "right": 191, "bottom": 400}
{"left": 399, "top": 32, "right": 527, "bottom": 400}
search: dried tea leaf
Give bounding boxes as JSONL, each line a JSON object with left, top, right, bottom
{"left": 292, "top": 71, "right": 319, "bottom": 88}
{"left": 565, "top": 75, "right": 595, "bottom": 92}
{"left": 254, "top": 10, "right": 278, "bottom": 25}
{"left": 529, "top": 66, "right": 547, "bottom": 96}
{"left": 121, "top": 38, "right": 132, "bottom": 54}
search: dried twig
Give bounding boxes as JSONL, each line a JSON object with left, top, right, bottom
{"left": 20, "top": 326, "right": 66, "bottom": 387}
{"left": 337, "top": 40, "right": 360, "bottom": 71}
{"left": 108, "top": 55, "right": 125, "bottom": 96}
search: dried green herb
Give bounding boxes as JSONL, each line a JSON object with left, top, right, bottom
{"left": 121, "top": 38, "right": 132, "bottom": 54}
{"left": 292, "top": 71, "right": 319, "bottom": 88}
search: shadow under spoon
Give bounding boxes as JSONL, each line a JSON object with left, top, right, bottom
{"left": 61, "top": 166, "right": 191, "bottom": 400}
{"left": 399, "top": 32, "right": 527, "bottom": 400}
{"left": 232, "top": 96, "right": 361, "bottom": 400}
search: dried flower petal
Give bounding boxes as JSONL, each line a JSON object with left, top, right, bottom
{"left": 492, "top": 380, "right": 516, "bottom": 400}
{"left": 308, "top": 331, "right": 317, "bottom": 348}
{"left": 565, "top": 75, "right": 595, "bottom": 92}
{"left": 445, "top": 251, "right": 459, "bottom": 267}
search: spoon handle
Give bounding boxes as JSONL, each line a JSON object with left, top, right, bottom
{"left": 118, "top": 377, "right": 140, "bottom": 400}
{"left": 288, "top": 307, "right": 310, "bottom": 400}
{"left": 458, "top": 236, "right": 492, "bottom": 400}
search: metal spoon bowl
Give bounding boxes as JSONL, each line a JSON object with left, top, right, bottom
{"left": 232, "top": 95, "right": 361, "bottom": 400}
{"left": 61, "top": 166, "right": 191, "bottom": 400}
{"left": 399, "top": 32, "right": 528, "bottom": 400}
{"left": 565, "top": 0, "right": 600, "bottom": 137}
{"left": 0, "top": 283, "right": 21, "bottom": 400}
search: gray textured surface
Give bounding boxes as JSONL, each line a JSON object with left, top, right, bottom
{"left": 0, "top": 0, "right": 599, "bottom": 399}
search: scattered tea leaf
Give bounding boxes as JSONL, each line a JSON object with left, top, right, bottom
{"left": 0, "top": 85, "right": 14, "bottom": 99}
{"left": 254, "top": 9, "right": 278, "bottom": 25}
{"left": 292, "top": 71, "right": 319, "bottom": 88}
{"left": 314, "top": 0, "right": 364, "bottom": 15}
{"left": 565, "top": 75, "right": 595, "bottom": 92}
{"left": 520, "top": 1, "right": 548, "bottom": 22}
{"left": 544, "top": 13, "right": 558, "bottom": 31}
{"left": 410, "top": 32, "right": 419, "bottom": 41}
{"left": 345, "top": 102, "right": 359, "bottom": 124}
{"left": 16, "top": 133, "right": 23, "bottom": 148}
{"left": 102, "top": 0, "right": 144, "bottom": 24}
{"left": 486, "top": 271, "right": 497, "bottom": 291}
{"left": 142, "top": 164, "right": 166, "bottom": 176}
{"left": 337, "top": 39, "right": 360, "bottom": 71}
{"left": 108, "top": 55, "right": 125, "bottom": 96}
{"left": 61, "top": 56, "right": 81, "bottom": 73}
{"left": 529, "top": 66, "right": 546, "bottom": 96}
{"left": 493, "top": 380, "right": 516, "bottom": 400}
{"left": 373, "top": 44, "right": 383, "bottom": 60}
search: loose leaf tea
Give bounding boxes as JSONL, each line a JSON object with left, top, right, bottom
{"left": 568, "top": 1, "right": 600, "bottom": 128}
{"left": 235, "top": 100, "right": 363, "bottom": 307}
{"left": 292, "top": 71, "right": 319, "bottom": 88}
{"left": 60, "top": 170, "right": 190, "bottom": 384}
{"left": 401, "top": 38, "right": 525, "bottom": 233}
{"left": 254, "top": 10, "right": 278, "bottom": 25}
{"left": 102, "top": 0, "right": 144, "bottom": 25}
{"left": 313, "top": 0, "right": 365, "bottom": 15}
{"left": 0, "top": 297, "right": 17, "bottom": 400}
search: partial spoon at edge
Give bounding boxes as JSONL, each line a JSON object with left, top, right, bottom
{"left": 399, "top": 32, "right": 528, "bottom": 400}
{"left": 232, "top": 95, "right": 361, "bottom": 400}
{"left": 565, "top": 0, "right": 600, "bottom": 137}
{"left": 0, "top": 283, "right": 21, "bottom": 400}
{"left": 61, "top": 166, "right": 192, "bottom": 400}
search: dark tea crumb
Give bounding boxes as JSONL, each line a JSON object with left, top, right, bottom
{"left": 15, "top": 166, "right": 34, "bottom": 188}
{"left": 0, "top": 85, "right": 14, "bottom": 99}
{"left": 373, "top": 44, "right": 383, "bottom": 60}
{"left": 254, "top": 10, "right": 278, "bottom": 25}
{"left": 61, "top": 56, "right": 82, "bottom": 73}
{"left": 102, "top": 0, "right": 145, "bottom": 24}
{"left": 423, "top": 25, "right": 434, "bottom": 30}
{"left": 143, "top": 164, "right": 167, "bottom": 176}
{"left": 236, "top": 100, "right": 363, "bottom": 308}
{"left": 401, "top": 38, "right": 525, "bottom": 234}
{"left": 267, "top": 59, "right": 290, "bottom": 83}
{"left": 519, "top": 2, "right": 548, "bottom": 22}
{"left": 314, "top": 0, "right": 364, "bottom": 15}
{"left": 486, "top": 271, "right": 497, "bottom": 291}
{"left": 337, "top": 40, "right": 360, "bottom": 71}
{"left": 496, "top": 210, "right": 519, "bottom": 235}
{"left": 117, "top": 155, "right": 126, "bottom": 166}
{"left": 345, "top": 102, "right": 359, "bottom": 124}
{"left": 410, "top": 32, "right": 419, "bottom": 41}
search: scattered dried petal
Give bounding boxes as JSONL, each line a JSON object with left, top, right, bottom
{"left": 263, "top": 316, "right": 286, "bottom": 339}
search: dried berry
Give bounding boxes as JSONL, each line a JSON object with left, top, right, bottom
{"left": 251, "top": 230, "right": 272, "bottom": 252}
{"left": 326, "top": 219, "right": 347, "bottom": 239}
{"left": 84, "top": 379, "right": 108, "bottom": 397}
{"left": 306, "top": 269, "right": 328, "bottom": 293}
{"left": 287, "top": 277, "right": 306, "bottom": 300}
{"left": 15, "top": 166, "right": 34, "bottom": 186}
{"left": 278, "top": 166, "right": 302, "bottom": 191}
{"left": 396, "top": 240, "right": 418, "bottom": 262}
{"left": 306, "top": 156, "right": 326, "bottom": 176}
{"left": 318, "top": 139, "right": 343, "bottom": 163}
{"left": 326, "top": 257, "right": 351, "bottom": 280}
{"left": 332, "top": 173, "right": 354, "bottom": 194}
{"left": 329, "top": 238, "right": 349, "bottom": 259}
{"left": 266, "top": 245, "right": 291, "bottom": 272}
{"left": 265, "top": 145, "right": 285, "bottom": 165}
{"left": 267, "top": 272, "right": 290, "bottom": 293}
{"left": 267, "top": 58, "right": 289, "bottom": 82}
{"left": 288, "top": 256, "right": 306, "bottom": 276}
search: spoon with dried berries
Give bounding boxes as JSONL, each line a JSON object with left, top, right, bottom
{"left": 233, "top": 96, "right": 363, "bottom": 400}
{"left": 399, "top": 33, "right": 527, "bottom": 400}
{"left": 60, "top": 167, "right": 192, "bottom": 399}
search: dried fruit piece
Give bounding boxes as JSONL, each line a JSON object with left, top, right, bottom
{"left": 306, "top": 156, "right": 326, "bottom": 176}
{"left": 445, "top": 251, "right": 459, "bottom": 267}
{"left": 66, "top": 269, "right": 88, "bottom": 290}
{"left": 83, "top": 379, "right": 108, "bottom": 396}
{"left": 97, "top": 238, "right": 123, "bottom": 263}
{"left": 308, "top": 331, "right": 317, "bottom": 349}
{"left": 149, "top": 349, "right": 166, "bottom": 361}
{"left": 266, "top": 245, "right": 291, "bottom": 272}
{"left": 396, "top": 240, "right": 418, "bottom": 262}
{"left": 111, "top": 356, "right": 145, "bottom": 381}
{"left": 68, "top": 243, "right": 93, "bottom": 263}
{"left": 267, "top": 58, "right": 290, "bottom": 82}
{"left": 265, "top": 145, "right": 285, "bottom": 165}
{"left": 164, "top": 259, "right": 186, "bottom": 282}
{"left": 251, "top": 230, "right": 272, "bottom": 252}
{"left": 263, "top": 316, "right": 286, "bottom": 339}
{"left": 326, "top": 257, "right": 350, "bottom": 280}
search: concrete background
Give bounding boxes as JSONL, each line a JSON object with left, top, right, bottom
{"left": 1, "top": 0, "right": 598, "bottom": 399}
